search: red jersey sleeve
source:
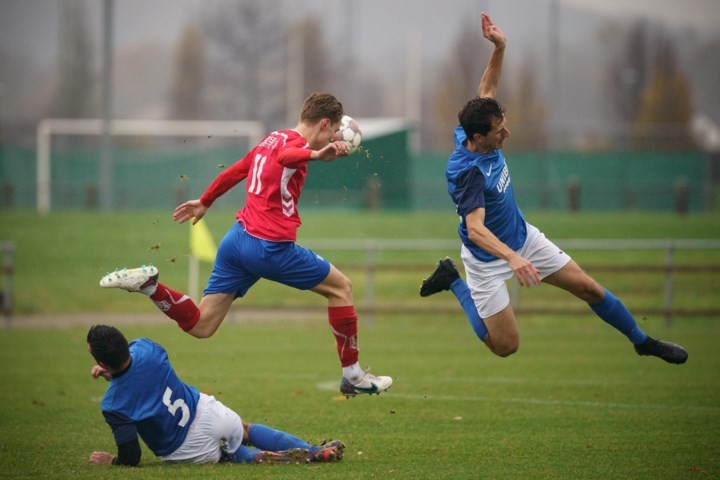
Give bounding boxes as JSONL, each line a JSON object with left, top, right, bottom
{"left": 199, "top": 152, "right": 252, "bottom": 207}
{"left": 278, "top": 144, "right": 312, "bottom": 166}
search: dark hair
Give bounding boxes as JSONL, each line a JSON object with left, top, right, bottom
{"left": 458, "top": 97, "right": 505, "bottom": 139}
{"left": 300, "top": 92, "right": 344, "bottom": 124}
{"left": 87, "top": 325, "right": 130, "bottom": 371}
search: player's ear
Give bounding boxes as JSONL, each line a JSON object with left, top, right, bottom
{"left": 319, "top": 118, "right": 330, "bottom": 130}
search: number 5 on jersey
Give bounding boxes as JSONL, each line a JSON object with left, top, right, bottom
{"left": 163, "top": 387, "right": 190, "bottom": 427}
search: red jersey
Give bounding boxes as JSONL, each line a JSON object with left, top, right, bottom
{"left": 199, "top": 129, "right": 313, "bottom": 242}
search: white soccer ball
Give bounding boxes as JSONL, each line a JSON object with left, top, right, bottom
{"left": 333, "top": 115, "right": 362, "bottom": 154}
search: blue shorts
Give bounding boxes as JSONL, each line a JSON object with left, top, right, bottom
{"left": 204, "top": 222, "right": 331, "bottom": 298}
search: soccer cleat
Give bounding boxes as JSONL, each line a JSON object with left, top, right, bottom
{"left": 99, "top": 265, "right": 159, "bottom": 293}
{"left": 340, "top": 370, "right": 393, "bottom": 398}
{"left": 254, "top": 448, "right": 310, "bottom": 465}
{"left": 311, "top": 440, "right": 346, "bottom": 463}
{"left": 419, "top": 257, "right": 460, "bottom": 297}
{"left": 634, "top": 336, "right": 688, "bottom": 364}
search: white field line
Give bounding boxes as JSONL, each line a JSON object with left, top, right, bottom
{"left": 314, "top": 381, "right": 720, "bottom": 413}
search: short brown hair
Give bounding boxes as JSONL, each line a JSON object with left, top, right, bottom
{"left": 300, "top": 92, "right": 343, "bottom": 124}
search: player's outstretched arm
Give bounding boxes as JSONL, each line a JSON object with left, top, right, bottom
{"left": 173, "top": 199, "right": 208, "bottom": 225}
{"left": 466, "top": 208, "right": 539, "bottom": 287}
{"left": 89, "top": 451, "right": 114, "bottom": 465}
{"left": 311, "top": 141, "right": 349, "bottom": 162}
{"left": 89, "top": 437, "right": 142, "bottom": 466}
{"left": 477, "top": 12, "right": 506, "bottom": 99}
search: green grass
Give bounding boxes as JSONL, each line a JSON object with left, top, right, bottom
{"left": 2, "top": 210, "right": 720, "bottom": 314}
{"left": 0, "top": 316, "right": 718, "bottom": 479}
{"left": 1, "top": 210, "right": 719, "bottom": 478}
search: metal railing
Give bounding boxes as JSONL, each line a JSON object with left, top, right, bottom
{"left": 0, "top": 241, "right": 14, "bottom": 326}
{"left": 303, "top": 238, "right": 720, "bottom": 325}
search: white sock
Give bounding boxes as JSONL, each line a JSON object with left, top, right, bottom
{"left": 342, "top": 363, "right": 363, "bottom": 382}
{"left": 140, "top": 283, "right": 158, "bottom": 296}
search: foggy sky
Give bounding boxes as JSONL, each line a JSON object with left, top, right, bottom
{"left": 1, "top": 0, "right": 718, "bottom": 138}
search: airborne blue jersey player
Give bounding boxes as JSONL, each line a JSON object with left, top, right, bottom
{"left": 446, "top": 127, "right": 527, "bottom": 264}
{"left": 419, "top": 12, "right": 688, "bottom": 365}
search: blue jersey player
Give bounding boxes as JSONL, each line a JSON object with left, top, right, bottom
{"left": 419, "top": 13, "right": 687, "bottom": 365}
{"left": 86, "top": 325, "right": 345, "bottom": 466}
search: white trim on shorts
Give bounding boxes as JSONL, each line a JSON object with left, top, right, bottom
{"left": 461, "top": 223, "right": 571, "bottom": 319}
{"left": 161, "top": 393, "right": 245, "bottom": 464}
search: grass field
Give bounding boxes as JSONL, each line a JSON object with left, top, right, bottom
{"left": 2, "top": 210, "right": 720, "bottom": 314}
{"left": 1, "top": 210, "right": 719, "bottom": 479}
{"left": 1, "top": 317, "right": 718, "bottom": 479}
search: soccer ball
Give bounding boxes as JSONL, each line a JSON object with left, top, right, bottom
{"left": 333, "top": 115, "right": 362, "bottom": 154}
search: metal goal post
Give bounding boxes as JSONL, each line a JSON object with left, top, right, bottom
{"left": 35, "top": 118, "right": 265, "bottom": 214}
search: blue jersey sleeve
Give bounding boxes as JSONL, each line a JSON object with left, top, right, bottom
{"left": 103, "top": 410, "right": 139, "bottom": 446}
{"left": 454, "top": 167, "right": 486, "bottom": 217}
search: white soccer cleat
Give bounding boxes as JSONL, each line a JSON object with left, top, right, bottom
{"left": 340, "top": 370, "right": 393, "bottom": 398}
{"left": 99, "top": 265, "right": 159, "bottom": 292}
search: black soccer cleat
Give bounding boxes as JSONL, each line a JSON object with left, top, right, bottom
{"left": 419, "top": 257, "right": 460, "bottom": 297}
{"left": 634, "top": 336, "right": 688, "bottom": 364}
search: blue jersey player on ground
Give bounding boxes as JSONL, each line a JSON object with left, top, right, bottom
{"left": 86, "top": 324, "right": 345, "bottom": 466}
{"left": 419, "top": 13, "right": 687, "bottom": 365}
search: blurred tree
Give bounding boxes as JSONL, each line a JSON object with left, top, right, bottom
{"left": 607, "top": 20, "right": 651, "bottom": 127}
{"left": 503, "top": 58, "right": 547, "bottom": 152}
{"left": 634, "top": 36, "right": 695, "bottom": 150}
{"left": 204, "top": 0, "right": 287, "bottom": 129}
{"left": 169, "top": 26, "right": 206, "bottom": 120}
{"left": 53, "top": 0, "right": 95, "bottom": 118}
{"left": 430, "top": 21, "right": 486, "bottom": 150}
{"left": 606, "top": 22, "right": 695, "bottom": 151}
{"left": 687, "top": 35, "right": 720, "bottom": 127}
{"left": 295, "top": 16, "right": 332, "bottom": 94}
{"left": 285, "top": 16, "right": 335, "bottom": 123}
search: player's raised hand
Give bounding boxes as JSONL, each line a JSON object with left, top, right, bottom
{"left": 91, "top": 365, "right": 111, "bottom": 381}
{"left": 173, "top": 199, "right": 208, "bottom": 225}
{"left": 481, "top": 12, "right": 505, "bottom": 47}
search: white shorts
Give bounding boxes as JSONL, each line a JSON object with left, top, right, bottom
{"left": 162, "top": 393, "right": 245, "bottom": 464}
{"left": 461, "top": 223, "right": 571, "bottom": 318}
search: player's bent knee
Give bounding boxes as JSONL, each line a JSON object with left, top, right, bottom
{"left": 493, "top": 344, "right": 519, "bottom": 357}
{"left": 188, "top": 326, "right": 214, "bottom": 339}
{"left": 339, "top": 275, "right": 353, "bottom": 293}
{"left": 187, "top": 318, "right": 221, "bottom": 339}
{"left": 488, "top": 338, "right": 519, "bottom": 357}
{"left": 326, "top": 275, "right": 353, "bottom": 303}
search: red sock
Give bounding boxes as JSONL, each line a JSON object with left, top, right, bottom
{"left": 150, "top": 283, "right": 200, "bottom": 332}
{"left": 328, "top": 305, "right": 359, "bottom": 367}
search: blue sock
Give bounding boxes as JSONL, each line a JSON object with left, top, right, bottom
{"left": 590, "top": 289, "right": 647, "bottom": 345}
{"left": 233, "top": 445, "right": 262, "bottom": 463}
{"left": 450, "top": 278, "right": 488, "bottom": 341}
{"left": 248, "top": 424, "right": 315, "bottom": 453}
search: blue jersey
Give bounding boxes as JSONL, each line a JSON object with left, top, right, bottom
{"left": 446, "top": 126, "right": 527, "bottom": 262}
{"left": 101, "top": 339, "right": 200, "bottom": 457}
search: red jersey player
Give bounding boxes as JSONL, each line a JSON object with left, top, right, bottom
{"left": 100, "top": 93, "right": 393, "bottom": 397}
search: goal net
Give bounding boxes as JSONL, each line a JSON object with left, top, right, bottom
{"left": 35, "top": 118, "right": 265, "bottom": 213}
